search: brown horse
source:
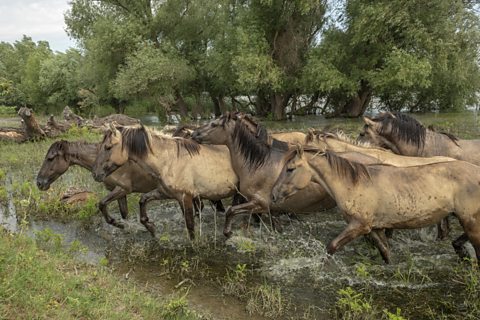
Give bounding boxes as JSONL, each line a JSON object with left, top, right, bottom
{"left": 191, "top": 112, "right": 341, "bottom": 237}
{"left": 92, "top": 124, "right": 239, "bottom": 239}
{"left": 37, "top": 139, "right": 221, "bottom": 235}
{"left": 36, "top": 140, "right": 157, "bottom": 228}
{"left": 272, "top": 146, "right": 480, "bottom": 263}
{"left": 359, "top": 112, "right": 480, "bottom": 163}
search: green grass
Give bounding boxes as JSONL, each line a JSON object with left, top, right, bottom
{"left": 0, "top": 228, "right": 204, "bottom": 320}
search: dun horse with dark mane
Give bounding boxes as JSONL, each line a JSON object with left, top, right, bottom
{"left": 36, "top": 140, "right": 157, "bottom": 228}
{"left": 272, "top": 146, "right": 480, "bottom": 263}
{"left": 192, "top": 112, "right": 346, "bottom": 237}
{"left": 360, "top": 112, "right": 480, "bottom": 164}
{"left": 93, "top": 123, "right": 238, "bottom": 239}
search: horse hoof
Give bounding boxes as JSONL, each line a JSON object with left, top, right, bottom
{"left": 112, "top": 221, "right": 125, "bottom": 229}
{"left": 223, "top": 230, "right": 233, "bottom": 238}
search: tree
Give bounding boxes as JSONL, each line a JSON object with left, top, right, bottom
{"left": 304, "top": 0, "right": 480, "bottom": 116}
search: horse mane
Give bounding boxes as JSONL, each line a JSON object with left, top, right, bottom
{"left": 324, "top": 150, "right": 370, "bottom": 184}
{"left": 117, "top": 125, "right": 200, "bottom": 159}
{"left": 373, "top": 112, "right": 426, "bottom": 148}
{"left": 288, "top": 146, "right": 370, "bottom": 185}
{"left": 231, "top": 113, "right": 271, "bottom": 170}
{"left": 427, "top": 125, "right": 460, "bottom": 146}
{"left": 48, "top": 140, "right": 97, "bottom": 159}
{"left": 172, "top": 124, "right": 198, "bottom": 138}
{"left": 306, "top": 129, "right": 375, "bottom": 148}
{"left": 118, "top": 125, "right": 153, "bottom": 159}
{"left": 173, "top": 137, "right": 201, "bottom": 157}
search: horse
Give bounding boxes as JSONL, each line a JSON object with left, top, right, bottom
{"left": 272, "top": 146, "right": 480, "bottom": 263}
{"left": 92, "top": 123, "right": 239, "bottom": 239}
{"left": 192, "top": 112, "right": 349, "bottom": 238}
{"left": 36, "top": 139, "right": 223, "bottom": 234}
{"left": 359, "top": 112, "right": 480, "bottom": 164}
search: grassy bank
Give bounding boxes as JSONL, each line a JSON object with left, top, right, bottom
{"left": 0, "top": 228, "right": 204, "bottom": 320}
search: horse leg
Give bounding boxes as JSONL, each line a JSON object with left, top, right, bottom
{"left": 452, "top": 233, "right": 470, "bottom": 260}
{"left": 327, "top": 219, "right": 371, "bottom": 256}
{"left": 211, "top": 200, "right": 225, "bottom": 213}
{"left": 384, "top": 229, "right": 394, "bottom": 238}
{"left": 98, "top": 187, "right": 128, "bottom": 229}
{"left": 139, "top": 189, "right": 165, "bottom": 237}
{"left": 437, "top": 215, "right": 451, "bottom": 240}
{"left": 179, "top": 194, "right": 195, "bottom": 240}
{"left": 223, "top": 201, "right": 264, "bottom": 238}
{"left": 193, "top": 196, "right": 204, "bottom": 216}
{"left": 117, "top": 196, "right": 129, "bottom": 219}
{"left": 369, "top": 229, "right": 391, "bottom": 264}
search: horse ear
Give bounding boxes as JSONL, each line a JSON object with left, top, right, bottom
{"left": 295, "top": 144, "right": 304, "bottom": 157}
{"left": 385, "top": 111, "right": 396, "bottom": 118}
{"left": 363, "top": 116, "right": 376, "bottom": 127}
{"left": 108, "top": 122, "right": 116, "bottom": 132}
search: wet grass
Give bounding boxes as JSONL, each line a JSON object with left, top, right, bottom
{"left": 0, "top": 227, "right": 206, "bottom": 320}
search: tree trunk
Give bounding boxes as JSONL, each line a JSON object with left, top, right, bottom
{"left": 192, "top": 94, "right": 202, "bottom": 119}
{"left": 340, "top": 80, "right": 372, "bottom": 117}
{"left": 17, "top": 107, "right": 45, "bottom": 140}
{"left": 271, "top": 94, "right": 285, "bottom": 120}
{"left": 174, "top": 90, "right": 189, "bottom": 118}
{"left": 210, "top": 93, "right": 223, "bottom": 116}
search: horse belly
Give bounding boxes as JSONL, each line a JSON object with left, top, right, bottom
{"left": 369, "top": 192, "right": 453, "bottom": 229}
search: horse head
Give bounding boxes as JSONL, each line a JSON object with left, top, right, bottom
{"left": 36, "top": 140, "right": 70, "bottom": 190}
{"left": 93, "top": 122, "right": 129, "bottom": 182}
{"left": 272, "top": 144, "right": 313, "bottom": 203}
{"left": 191, "top": 112, "right": 241, "bottom": 144}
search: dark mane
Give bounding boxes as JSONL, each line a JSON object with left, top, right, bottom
{"left": 172, "top": 124, "right": 198, "bottom": 138}
{"left": 48, "top": 140, "right": 97, "bottom": 159}
{"left": 174, "top": 138, "right": 201, "bottom": 157}
{"left": 118, "top": 125, "right": 152, "bottom": 159}
{"left": 427, "top": 125, "right": 460, "bottom": 146}
{"left": 296, "top": 147, "right": 370, "bottom": 185}
{"left": 324, "top": 150, "right": 370, "bottom": 185}
{"left": 374, "top": 112, "right": 426, "bottom": 148}
{"left": 231, "top": 114, "right": 271, "bottom": 170}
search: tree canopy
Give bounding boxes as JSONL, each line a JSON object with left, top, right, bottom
{"left": 0, "top": 0, "right": 479, "bottom": 119}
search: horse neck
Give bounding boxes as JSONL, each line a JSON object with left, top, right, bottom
{"left": 306, "top": 155, "right": 348, "bottom": 199}
{"left": 227, "top": 125, "right": 273, "bottom": 175}
{"left": 132, "top": 135, "right": 175, "bottom": 176}
{"left": 326, "top": 138, "right": 361, "bottom": 152}
{"left": 67, "top": 142, "right": 98, "bottom": 171}
{"left": 423, "top": 131, "right": 459, "bottom": 157}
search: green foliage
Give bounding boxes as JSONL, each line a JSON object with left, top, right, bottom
{"left": 0, "top": 105, "right": 16, "bottom": 115}
{"left": 112, "top": 43, "right": 195, "bottom": 100}
{"left": 1, "top": 0, "right": 479, "bottom": 117}
{"left": 160, "top": 292, "right": 197, "bottom": 320}
{"left": 0, "top": 229, "right": 203, "bottom": 319}
{"left": 335, "top": 286, "right": 375, "bottom": 320}
{"left": 383, "top": 308, "right": 407, "bottom": 320}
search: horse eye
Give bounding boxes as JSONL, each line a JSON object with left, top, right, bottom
{"left": 105, "top": 145, "right": 112, "bottom": 151}
{"left": 286, "top": 167, "right": 295, "bottom": 173}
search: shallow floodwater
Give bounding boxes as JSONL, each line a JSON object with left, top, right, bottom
{"left": 2, "top": 110, "right": 480, "bottom": 319}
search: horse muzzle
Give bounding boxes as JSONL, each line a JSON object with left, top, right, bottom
{"left": 36, "top": 178, "right": 50, "bottom": 191}
{"left": 92, "top": 171, "right": 106, "bottom": 182}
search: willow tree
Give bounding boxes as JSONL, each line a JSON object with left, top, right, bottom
{"left": 232, "top": 0, "right": 327, "bottom": 119}
{"left": 304, "top": 0, "right": 480, "bottom": 117}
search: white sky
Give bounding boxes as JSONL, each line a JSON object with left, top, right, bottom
{"left": 0, "top": 0, "right": 76, "bottom": 52}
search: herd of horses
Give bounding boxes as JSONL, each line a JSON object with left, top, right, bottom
{"left": 36, "top": 111, "right": 480, "bottom": 264}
